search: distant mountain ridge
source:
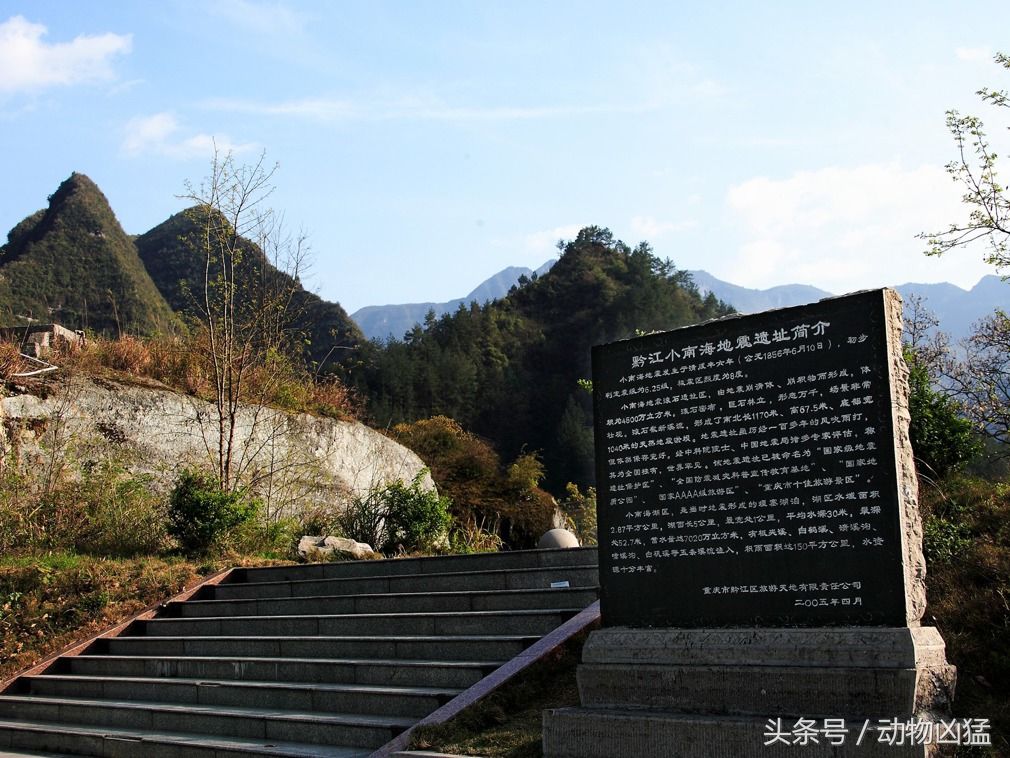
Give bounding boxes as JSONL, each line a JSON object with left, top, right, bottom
{"left": 352, "top": 259, "right": 555, "bottom": 340}
{"left": 689, "top": 269, "right": 1005, "bottom": 340}
{"left": 353, "top": 264, "right": 1006, "bottom": 343}
{"left": 686, "top": 270, "right": 833, "bottom": 314}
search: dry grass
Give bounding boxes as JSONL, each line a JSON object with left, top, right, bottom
{"left": 45, "top": 333, "right": 358, "bottom": 419}
{"left": 0, "top": 341, "right": 23, "bottom": 381}
{"left": 0, "top": 552, "right": 292, "bottom": 682}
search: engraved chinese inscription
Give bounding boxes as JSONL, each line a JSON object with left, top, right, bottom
{"left": 592, "top": 290, "right": 907, "bottom": 627}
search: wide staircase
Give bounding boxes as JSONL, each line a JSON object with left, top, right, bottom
{"left": 0, "top": 547, "right": 598, "bottom": 757}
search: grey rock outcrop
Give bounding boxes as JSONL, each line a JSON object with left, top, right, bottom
{"left": 1, "top": 376, "right": 431, "bottom": 517}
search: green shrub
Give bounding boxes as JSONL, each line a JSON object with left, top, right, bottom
{"left": 339, "top": 470, "right": 452, "bottom": 554}
{"left": 168, "top": 469, "right": 260, "bottom": 554}
{"left": 382, "top": 472, "right": 453, "bottom": 553}
{"left": 559, "top": 483, "right": 597, "bottom": 546}
{"left": 923, "top": 512, "right": 974, "bottom": 564}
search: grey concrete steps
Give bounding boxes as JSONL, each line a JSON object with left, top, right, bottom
{"left": 169, "top": 586, "right": 598, "bottom": 617}
{"left": 92, "top": 634, "right": 541, "bottom": 661}
{"left": 209, "top": 564, "right": 599, "bottom": 600}
{"left": 0, "top": 696, "right": 413, "bottom": 748}
{"left": 18, "top": 675, "right": 460, "bottom": 718}
{"left": 63, "top": 655, "right": 499, "bottom": 689}
{"left": 135, "top": 608, "right": 583, "bottom": 637}
{"left": 233, "top": 547, "right": 598, "bottom": 584}
{"left": 0, "top": 548, "right": 600, "bottom": 756}
{"left": 0, "top": 719, "right": 371, "bottom": 757}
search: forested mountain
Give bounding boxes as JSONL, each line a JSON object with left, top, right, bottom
{"left": 0, "top": 173, "right": 176, "bottom": 334}
{"left": 0, "top": 173, "right": 361, "bottom": 367}
{"left": 345, "top": 226, "right": 733, "bottom": 492}
{"left": 136, "top": 210, "right": 362, "bottom": 368}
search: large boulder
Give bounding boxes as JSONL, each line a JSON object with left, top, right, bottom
{"left": 1, "top": 376, "right": 432, "bottom": 517}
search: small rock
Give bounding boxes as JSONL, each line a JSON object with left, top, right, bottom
{"left": 298, "top": 535, "right": 375, "bottom": 561}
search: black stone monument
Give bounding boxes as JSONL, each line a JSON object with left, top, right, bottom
{"left": 592, "top": 289, "right": 907, "bottom": 627}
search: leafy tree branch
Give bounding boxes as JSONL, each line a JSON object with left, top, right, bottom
{"left": 920, "top": 53, "right": 1010, "bottom": 269}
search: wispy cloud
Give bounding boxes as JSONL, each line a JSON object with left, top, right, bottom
{"left": 0, "top": 15, "right": 131, "bottom": 94}
{"left": 955, "top": 46, "right": 992, "bottom": 62}
{"left": 202, "top": 96, "right": 361, "bottom": 120}
{"left": 522, "top": 225, "right": 586, "bottom": 254}
{"left": 204, "top": 0, "right": 307, "bottom": 37}
{"left": 121, "top": 112, "right": 256, "bottom": 159}
{"left": 203, "top": 94, "right": 653, "bottom": 123}
{"left": 722, "top": 162, "right": 992, "bottom": 292}
{"left": 630, "top": 215, "right": 696, "bottom": 240}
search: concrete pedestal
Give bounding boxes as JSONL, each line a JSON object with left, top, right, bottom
{"left": 543, "top": 627, "right": 955, "bottom": 757}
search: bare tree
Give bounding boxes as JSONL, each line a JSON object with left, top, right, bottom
{"left": 181, "top": 149, "right": 310, "bottom": 491}
{"left": 902, "top": 294, "right": 950, "bottom": 377}
{"left": 941, "top": 310, "right": 1010, "bottom": 449}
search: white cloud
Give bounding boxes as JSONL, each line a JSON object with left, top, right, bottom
{"left": 204, "top": 94, "right": 647, "bottom": 123}
{"left": 523, "top": 225, "right": 586, "bottom": 254}
{"left": 205, "top": 0, "right": 307, "bottom": 37}
{"left": 122, "top": 112, "right": 255, "bottom": 159}
{"left": 955, "top": 46, "right": 992, "bottom": 62}
{"left": 723, "top": 162, "right": 994, "bottom": 293}
{"left": 630, "top": 215, "right": 695, "bottom": 240}
{"left": 0, "top": 15, "right": 131, "bottom": 94}
{"left": 204, "top": 96, "right": 360, "bottom": 120}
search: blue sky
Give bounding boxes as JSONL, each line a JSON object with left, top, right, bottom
{"left": 1, "top": 1, "right": 1005, "bottom": 313}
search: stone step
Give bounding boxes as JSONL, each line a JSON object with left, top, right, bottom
{"left": 0, "top": 696, "right": 414, "bottom": 749}
{"left": 17, "top": 675, "right": 460, "bottom": 719}
{"left": 63, "top": 654, "right": 499, "bottom": 689}
{"left": 0, "top": 719, "right": 371, "bottom": 757}
{"left": 91, "top": 634, "right": 540, "bottom": 662}
{"left": 209, "top": 564, "right": 599, "bottom": 601}
{"left": 133, "top": 608, "right": 582, "bottom": 638}
{"left": 233, "top": 547, "right": 598, "bottom": 584}
{"left": 0, "top": 546, "right": 601, "bottom": 756}
{"left": 169, "top": 586, "right": 598, "bottom": 618}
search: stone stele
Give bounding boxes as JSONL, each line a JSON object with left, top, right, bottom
{"left": 543, "top": 290, "right": 955, "bottom": 758}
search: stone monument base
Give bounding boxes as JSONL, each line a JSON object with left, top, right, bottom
{"left": 543, "top": 626, "right": 955, "bottom": 757}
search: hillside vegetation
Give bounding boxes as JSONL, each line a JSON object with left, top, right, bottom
{"left": 347, "top": 226, "right": 733, "bottom": 492}
{"left": 135, "top": 209, "right": 361, "bottom": 370}
{"left": 0, "top": 173, "right": 361, "bottom": 372}
{"left": 0, "top": 174, "right": 176, "bottom": 335}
